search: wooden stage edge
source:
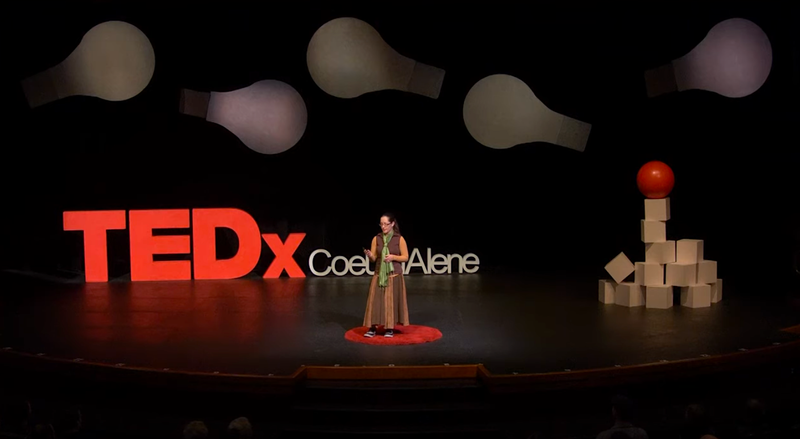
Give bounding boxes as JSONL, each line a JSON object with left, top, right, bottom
{"left": 2, "top": 335, "right": 800, "bottom": 394}
{"left": 782, "top": 324, "right": 800, "bottom": 335}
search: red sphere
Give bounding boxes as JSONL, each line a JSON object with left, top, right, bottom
{"left": 637, "top": 161, "right": 674, "bottom": 198}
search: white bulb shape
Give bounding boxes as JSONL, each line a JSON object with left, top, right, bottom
{"left": 645, "top": 18, "right": 772, "bottom": 98}
{"left": 463, "top": 74, "right": 591, "bottom": 152}
{"left": 21, "top": 21, "right": 156, "bottom": 108}
{"left": 180, "top": 80, "right": 308, "bottom": 155}
{"left": 307, "top": 17, "right": 445, "bottom": 99}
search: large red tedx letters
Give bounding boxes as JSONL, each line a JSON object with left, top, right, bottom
{"left": 63, "top": 209, "right": 306, "bottom": 282}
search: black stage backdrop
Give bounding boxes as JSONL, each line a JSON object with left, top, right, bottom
{"left": 0, "top": 2, "right": 798, "bottom": 290}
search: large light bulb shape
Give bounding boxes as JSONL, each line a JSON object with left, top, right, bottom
{"left": 179, "top": 80, "right": 308, "bottom": 155}
{"left": 463, "top": 74, "right": 591, "bottom": 152}
{"left": 21, "top": 21, "right": 155, "bottom": 108}
{"left": 645, "top": 18, "right": 772, "bottom": 98}
{"left": 307, "top": 17, "right": 445, "bottom": 99}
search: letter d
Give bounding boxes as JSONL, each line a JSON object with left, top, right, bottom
{"left": 192, "top": 208, "right": 261, "bottom": 279}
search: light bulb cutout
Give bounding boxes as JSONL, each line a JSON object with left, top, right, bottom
{"left": 645, "top": 18, "right": 772, "bottom": 98}
{"left": 463, "top": 74, "right": 591, "bottom": 152}
{"left": 179, "top": 80, "right": 308, "bottom": 155}
{"left": 20, "top": 21, "right": 155, "bottom": 108}
{"left": 307, "top": 17, "right": 445, "bottom": 99}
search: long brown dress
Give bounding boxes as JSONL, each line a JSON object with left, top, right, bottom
{"left": 363, "top": 232, "right": 410, "bottom": 329}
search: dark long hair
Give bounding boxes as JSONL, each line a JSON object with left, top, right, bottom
{"left": 381, "top": 212, "right": 400, "bottom": 234}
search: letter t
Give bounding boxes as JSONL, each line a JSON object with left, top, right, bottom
{"left": 63, "top": 210, "right": 127, "bottom": 282}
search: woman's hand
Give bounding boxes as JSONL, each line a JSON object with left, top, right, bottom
{"left": 364, "top": 248, "right": 373, "bottom": 260}
{"left": 383, "top": 254, "right": 394, "bottom": 262}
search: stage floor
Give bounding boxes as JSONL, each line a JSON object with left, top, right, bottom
{"left": 1, "top": 271, "right": 798, "bottom": 376}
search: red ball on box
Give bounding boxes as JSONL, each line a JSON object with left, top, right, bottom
{"left": 637, "top": 161, "right": 674, "bottom": 198}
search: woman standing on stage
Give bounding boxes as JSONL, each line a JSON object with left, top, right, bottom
{"left": 362, "top": 213, "right": 410, "bottom": 338}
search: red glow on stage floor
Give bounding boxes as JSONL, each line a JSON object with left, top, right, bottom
{"left": 77, "top": 278, "right": 305, "bottom": 345}
{"left": 344, "top": 324, "right": 443, "bottom": 346}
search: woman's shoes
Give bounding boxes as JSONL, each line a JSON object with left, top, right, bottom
{"left": 363, "top": 326, "right": 393, "bottom": 338}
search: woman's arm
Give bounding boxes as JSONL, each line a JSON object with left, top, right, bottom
{"left": 369, "top": 237, "right": 377, "bottom": 262}
{"left": 393, "top": 237, "right": 409, "bottom": 262}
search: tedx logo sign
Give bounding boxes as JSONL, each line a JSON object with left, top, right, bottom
{"left": 64, "top": 208, "right": 306, "bottom": 282}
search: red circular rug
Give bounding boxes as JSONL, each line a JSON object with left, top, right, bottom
{"left": 345, "top": 325, "right": 442, "bottom": 346}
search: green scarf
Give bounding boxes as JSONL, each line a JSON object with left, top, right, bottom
{"left": 379, "top": 230, "right": 394, "bottom": 287}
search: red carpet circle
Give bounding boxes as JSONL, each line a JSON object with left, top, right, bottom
{"left": 345, "top": 325, "right": 442, "bottom": 346}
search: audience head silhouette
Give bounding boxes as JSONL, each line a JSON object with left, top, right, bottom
{"left": 684, "top": 403, "right": 716, "bottom": 438}
{"left": 183, "top": 421, "right": 208, "bottom": 439}
{"left": 0, "top": 400, "right": 32, "bottom": 435}
{"left": 744, "top": 398, "right": 766, "bottom": 425}
{"left": 597, "top": 394, "right": 649, "bottom": 439}
{"left": 54, "top": 406, "right": 82, "bottom": 437}
{"left": 611, "top": 394, "right": 635, "bottom": 422}
{"left": 228, "top": 417, "right": 253, "bottom": 438}
{"left": 30, "top": 423, "right": 56, "bottom": 439}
